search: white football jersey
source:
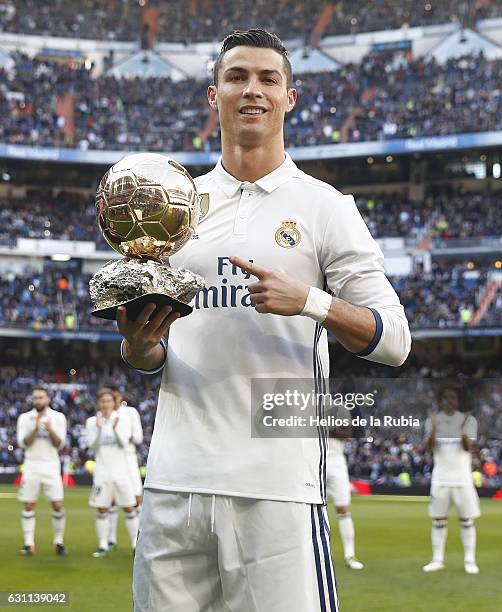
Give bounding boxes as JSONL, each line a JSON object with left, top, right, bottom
{"left": 117, "top": 403, "right": 143, "bottom": 455}
{"left": 425, "top": 411, "right": 477, "bottom": 486}
{"left": 16, "top": 408, "right": 66, "bottom": 472}
{"left": 140, "top": 154, "right": 411, "bottom": 503}
{"left": 85, "top": 414, "right": 132, "bottom": 482}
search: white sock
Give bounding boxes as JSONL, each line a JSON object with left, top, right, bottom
{"left": 108, "top": 506, "right": 119, "bottom": 544}
{"left": 337, "top": 513, "right": 355, "bottom": 559}
{"left": 460, "top": 519, "right": 476, "bottom": 565}
{"left": 124, "top": 510, "right": 138, "bottom": 549}
{"left": 96, "top": 512, "right": 109, "bottom": 550}
{"left": 52, "top": 510, "right": 66, "bottom": 545}
{"left": 431, "top": 519, "right": 448, "bottom": 563}
{"left": 21, "top": 510, "right": 36, "bottom": 547}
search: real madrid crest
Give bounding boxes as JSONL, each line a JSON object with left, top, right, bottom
{"left": 275, "top": 218, "right": 301, "bottom": 249}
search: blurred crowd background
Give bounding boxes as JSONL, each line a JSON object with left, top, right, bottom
{"left": 1, "top": 52, "right": 501, "bottom": 151}
{"left": 1, "top": 0, "right": 501, "bottom": 42}
{"left": 0, "top": 0, "right": 501, "bottom": 492}
{"left": 1, "top": 357, "right": 501, "bottom": 487}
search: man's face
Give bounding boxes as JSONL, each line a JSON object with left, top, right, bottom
{"left": 112, "top": 390, "right": 122, "bottom": 409}
{"left": 440, "top": 389, "right": 459, "bottom": 414}
{"left": 97, "top": 393, "right": 115, "bottom": 413}
{"left": 209, "top": 46, "right": 296, "bottom": 146}
{"left": 32, "top": 390, "right": 49, "bottom": 412}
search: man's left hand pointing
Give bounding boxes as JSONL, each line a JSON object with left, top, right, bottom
{"left": 229, "top": 256, "right": 309, "bottom": 316}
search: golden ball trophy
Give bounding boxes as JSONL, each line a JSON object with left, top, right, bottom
{"left": 89, "top": 153, "right": 205, "bottom": 320}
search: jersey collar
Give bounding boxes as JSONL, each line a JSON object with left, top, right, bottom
{"left": 212, "top": 152, "right": 297, "bottom": 197}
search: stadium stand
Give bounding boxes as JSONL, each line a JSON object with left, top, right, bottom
{"left": 2, "top": 188, "right": 500, "bottom": 247}
{"left": 322, "top": 0, "right": 502, "bottom": 37}
{"left": 1, "top": 0, "right": 502, "bottom": 42}
{"left": 0, "top": 0, "right": 501, "bottom": 511}
{"left": 1, "top": 52, "right": 501, "bottom": 151}
{"left": 356, "top": 189, "right": 502, "bottom": 241}
{"left": 0, "top": 360, "right": 500, "bottom": 487}
{"left": 0, "top": 191, "right": 99, "bottom": 245}
{"left": 393, "top": 261, "right": 502, "bottom": 329}
{"left": 0, "top": 268, "right": 108, "bottom": 331}
{"left": 0, "top": 259, "right": 500, "bottom": 332}
{"left": 346, "top": 436, "right": 502, "bottom": 487}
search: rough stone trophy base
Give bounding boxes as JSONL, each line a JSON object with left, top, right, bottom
{"left": 90, "top": 258, "right": 204, "bottom": 321}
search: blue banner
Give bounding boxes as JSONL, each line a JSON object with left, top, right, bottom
{"left": 0, "top": 326, "right": 501, "bottom": 342}
{"left": 1, "top": 130, "right": 502, "bottom": 166}
{"left": 0, "top": 327, "right": 120, "bottom": 341}
{"left": 371, "top": 40, "right": 412, "bottom": 52}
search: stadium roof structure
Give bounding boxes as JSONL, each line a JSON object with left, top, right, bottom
{"left": 107, "top": 50, "right": 187, "bottom": 80}
{"left": 427, "top": 27, "right": 502, "bottom": 63}
{"left": 288, "top": 46, "right": 341, "bottom": 74}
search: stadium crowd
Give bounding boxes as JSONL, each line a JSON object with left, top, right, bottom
{"left": 0, "top": 267, "right": 110, "bottom": 331}
{"left": 346, "top": 435, "right": 502, "bottom": 488}
{"left": 1, "top": 360, "right": 500, "bottom": 488}
{"left": 393, "top": 261, "right": 493, "bottom": 329}
{"left": 356, "top": 189, "right": 502, "bottom": 241}
{"left": 0, "top": 191, "right": 101, "bottom": 246}
{"left": 1, "top": 52, "right": 502, "bottom": 151}
{"left": 2, "top": 187, "right": 500, "bottom": 248}
{"left": 0, "top": 259, "right": 500, "bottom": 332}
{"left": 1, "top": 0, "right": 500, "bottom": 42}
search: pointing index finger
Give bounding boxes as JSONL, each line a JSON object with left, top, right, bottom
{"left": 229, "top": 256, "right": 269, "bottom": 280}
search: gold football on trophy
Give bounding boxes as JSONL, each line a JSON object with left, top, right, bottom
{"left": 96, "top": 153, "right": 200, "bottom": 260}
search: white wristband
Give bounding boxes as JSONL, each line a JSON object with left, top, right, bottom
{"left": 300, "top": 287, "right": 332, "bottom": 323}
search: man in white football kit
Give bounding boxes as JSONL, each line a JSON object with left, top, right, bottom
{"left": 423, "top": 386, "right": 480, "bottom": 575}
{"left": 118, "top": 30, "right": 411, "bottom": 611}
{"left": 16, "top": 386, "right": 68, "bottom": 556}
{"left": 326, "top": 438, "right": 364, "bottom": 570}
{"left": 85, "top": 388, "right": 139, "bottom": 557}
{"left": 106, "top": 386, "right": 144, "bottom": 550}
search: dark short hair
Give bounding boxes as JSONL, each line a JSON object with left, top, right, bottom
{"left": 96, "top": 387, "right": 115, "bottom": 401}
{"left": 32, "top": 385, "right": 50, "bottom": 397}
{"left": 438, "top": 385, "right": 461, "bottom": 403}
{"left": 213, "top": 28, "right": 292, "bottom": 89}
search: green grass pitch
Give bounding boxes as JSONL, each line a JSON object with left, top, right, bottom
{"left": 0, "top": 485, "right": 500, "bottom": 611}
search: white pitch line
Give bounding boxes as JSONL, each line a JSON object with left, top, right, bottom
{"left": 0, "top": 492, "right": 17, "bottom": 498}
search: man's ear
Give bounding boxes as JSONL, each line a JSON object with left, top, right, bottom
{"left": 286, "top": 87, "right": 297, "bottom": 113}
{"left": 207, "top": 85, "right": 218, "bottom": 111}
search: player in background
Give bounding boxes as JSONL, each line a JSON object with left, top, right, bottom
{"left": 105, "top": 385, "right": 144, "bottom": 551}
{"left": 423, "top": 386, "right": 480, "bottom": 574}
{"left": 326, "top": 438, "right": 364, "bottom": 569}
{"left": 16, "top": 386, "right": 68, "bottom": 556}
{"left": 326, "top": 401, "right": 365, "bottom": 570}
{"left": 85, "top": 388, "right": 138, "bottom": 557}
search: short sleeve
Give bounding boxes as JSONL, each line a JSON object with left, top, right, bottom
{"left": 424, "top": 416, "right": 433, "bottom": 437}
{"left": 463, "top": 415, "right": 477, "bottom": 439}
{"left": 53, "top": 413, "right": 67, "bottom": 450}
{"left": 85, "top": 417, "right": 98, "bottom": 450}
{"left": 130, "top": 408, "right": 143, "bottom": 445}
{"left": 16, "top": 415, "right": 28, "bottom": 449}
